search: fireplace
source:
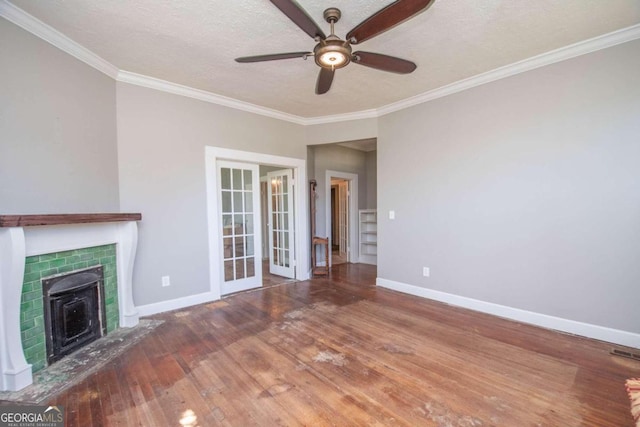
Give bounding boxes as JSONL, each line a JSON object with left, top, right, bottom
{"left": 0, "top": 213, "right": 141, "bottom": 391}
{"left": 42, "top": 266, "right": 107, "bottom": 365}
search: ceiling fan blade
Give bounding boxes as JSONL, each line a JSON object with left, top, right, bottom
{"left": 270, "top": 0, "right": 326, "bottom": 40}
{"left": 352, "top": 51, "right": 417, "bottom": 74}
{"left": 235, "top": 52, "right": 311, "bottom": 63}
{"left": 346, "top": 0, "right": 435, "bottom": 44}
{"left": 316, "top": 68, "right": 334, "bottom": 95}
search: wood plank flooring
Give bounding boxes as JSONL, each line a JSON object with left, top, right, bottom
{"left": 43, "top": 264, "right": 638, "bottom": 426}
{"left": 261, "top": 259, "right": 296, "bottom": 288}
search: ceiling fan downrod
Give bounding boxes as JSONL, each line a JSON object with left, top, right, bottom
{"left": 324, "top": 7, "right": 341, "bottom": 36}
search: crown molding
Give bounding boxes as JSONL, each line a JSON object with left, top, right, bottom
{"left": 3, "top": 0, "right": 639, "bottom": 126}
{"left": 116, "top": 71, "right": 307, "bottom": 125}
{"left": 117, "top": 69, "right": 378, "bottom": 126}
{"left": 376, "top": 23, "right": 640, "bottom": 117}
{"left": 0, "top": 0, "right": 118, "bottom": 79}
{"left": 302, "top": 109, "right": 379, "bottom": 125}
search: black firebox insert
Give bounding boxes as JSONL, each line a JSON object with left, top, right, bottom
{"left": 42, "top": 266, "right": 107, "bottom": 365}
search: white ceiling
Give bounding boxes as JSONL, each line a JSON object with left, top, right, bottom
{"left": 8, "top": 0, "right": 640, "bottom": 119}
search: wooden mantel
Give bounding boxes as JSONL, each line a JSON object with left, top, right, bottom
{"left": 0, "top": 213, "right": 142, "bottom": 228}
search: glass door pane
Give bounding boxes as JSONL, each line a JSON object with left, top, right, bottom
{"left": 218, "top": 161, "right": 261, "bottom": 294}
{"left": 267, "top": 169, "right": 295, "bottom": 278}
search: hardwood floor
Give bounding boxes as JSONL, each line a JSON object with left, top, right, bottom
{"left": 331, "top": 248, "right": 347, "bottom": 265}
{"left": 261, "top": 259, "right": 296, "bottom": 288}
{"left": 45, "top": 263, "right": 637, "bottom": 426}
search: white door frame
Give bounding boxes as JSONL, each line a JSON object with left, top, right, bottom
{"left": 205, "top": 147, "right": 310, "bottom": 299}
{"left": 337, "top": 180, "right": 348, "bottom": 259}
{"left": 325, "top": 170, "right": 358, "bottom": 266}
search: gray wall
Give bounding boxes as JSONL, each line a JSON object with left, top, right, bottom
{"left": 365, "top": 150, "right": 377, "bottom": 209}
{"left": 304, "top": 119, "right": 379, "bottom": 239}
{"left": 304, "top": 118, "right": 378, "bottom": 146}
{"left": 0, "top": 19, "right": 119, "bottom": 213}
{"left": 377, "top": 39, "right": 640, "bottom": 333}
{"left": 308, "top": 143, "right": 376, "bottom": 264}
{"left": 116, "top": 83, "right": 306, "bottom": 306}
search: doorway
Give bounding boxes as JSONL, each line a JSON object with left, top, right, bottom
{"left": 205, "top": 147, "right": 309, "bottom": 299}
{"left": 325, "top": 170, "right": 359, "bottom": 267}
{"left": 330, "top": 179, "right": 349, "bottom": 265}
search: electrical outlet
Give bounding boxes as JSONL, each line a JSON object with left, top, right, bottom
{"left": 422, "top": 267, "right": 430, "bottom": 277}
{"left": 161, "top": 276, "right": 170, "bottom": 287}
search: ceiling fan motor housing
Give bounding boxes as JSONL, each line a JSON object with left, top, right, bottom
{"left": 314, "top": 36, "right": 352, "bottom": 69}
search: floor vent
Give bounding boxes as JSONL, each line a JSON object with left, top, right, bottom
{"left": 611, "top": 348, "right": 640, "bottom": 361}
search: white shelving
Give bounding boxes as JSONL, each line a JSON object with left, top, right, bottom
{"left": 359, "top": 209, "right": 377, "bottom": 265}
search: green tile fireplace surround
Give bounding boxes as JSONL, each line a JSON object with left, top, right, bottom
{"left": 20, "top": 244, "right": 119, "bottom": 372}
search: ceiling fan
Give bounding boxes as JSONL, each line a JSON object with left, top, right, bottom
{"left": 235, "top": 0, "right": 436, "bottom": 95}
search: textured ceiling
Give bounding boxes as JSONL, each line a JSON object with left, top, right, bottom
{"left": 9, "top": 0, "right": 640, "bottom": 118}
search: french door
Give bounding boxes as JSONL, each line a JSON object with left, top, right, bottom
{"left": 267, "top": 169, "right": 295, "bottom": 278}
{"left": 218, "top": 161, "right": 262, "bottom": 295}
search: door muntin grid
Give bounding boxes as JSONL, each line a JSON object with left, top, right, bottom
{"left": 267, "top": 169, "right": 295, "bottom": 278}
{"left": 271, "top": 174, "right": 290, "bottom": 268}
{"left": 220, "top": 167, "right": 256, "bottom": 282}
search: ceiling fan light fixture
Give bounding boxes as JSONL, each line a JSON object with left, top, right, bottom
{"left": 318, "top": 51, "right": 347, "bottom": 67}
{"left": 314, "top": 38, "right": 352, "bottom": 69}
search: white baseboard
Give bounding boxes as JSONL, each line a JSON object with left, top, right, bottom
{"left": 136, "top": 291, "right": 219, "bottom": 317}
{"left": 376, "top": 277, "right": 640, "bottom": 349}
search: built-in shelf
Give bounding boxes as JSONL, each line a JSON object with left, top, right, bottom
{"left": 359, "top": 209, "right": 377, "bottom": 265}
{"left": 0, "top": 213, "right": 142, "bottom": 227}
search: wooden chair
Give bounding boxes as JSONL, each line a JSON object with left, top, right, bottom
{"left": 309, "top": 179, "right": 330, "bottom": 277}
{"left": 311, "top": 236, "right": 330, "bottom": 277}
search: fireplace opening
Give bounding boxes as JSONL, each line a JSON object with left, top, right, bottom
{"left": 42, "top": 266, "right": 107, "bottom": 365}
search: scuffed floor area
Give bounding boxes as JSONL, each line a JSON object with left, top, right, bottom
{"left": 0, "top": 319, "right": 162, "bottom": 404}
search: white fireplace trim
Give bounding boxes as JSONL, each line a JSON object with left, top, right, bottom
{"left": 0, "top": 228, "right": 30, "bottom": 391}
{"left": 0, "top": 221, "right": 140, "bottom": 391}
